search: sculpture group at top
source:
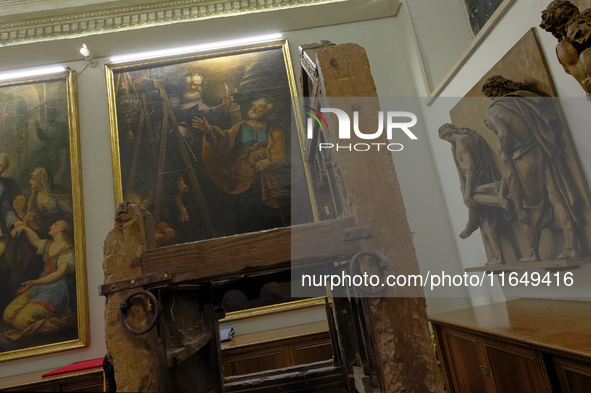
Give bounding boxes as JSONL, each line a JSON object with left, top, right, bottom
{"left": 440, "top": 75, "right": 583, "bottom": 266}
{"left": 541, "top": 0, "right": 591, "bottom": 99}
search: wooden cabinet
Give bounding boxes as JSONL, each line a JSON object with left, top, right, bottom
{"left": 553, "top": 355, "right": 591, "bottom": 393}
{"left": 430, "top": 299, "right": 591, "bottom": 393}
{"left": 437, "top": 324, "right": 550, "bottom": 392}
{"left": 483, "top": 338, "right": 548, "bottom": 392}
{"left": 0, "top": 368, "right": 105, "bottom": 392}
{"left": 221, "top": 321, "right": 333, "bottom": 377}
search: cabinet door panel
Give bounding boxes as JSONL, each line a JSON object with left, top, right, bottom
{"left": 485, "top": 344, "right": 548, "bottom": 393}
{"left": 293, "top": 338, "right": 333, "bottom": 365}
{"left": 554, "top": 356, "right": 591, "bottom": 393}
{"left": 225, "top": 347, "right": 290, "bottom": 376}
{"left": 443, "top": 330, "right": 492, "bottom": 393}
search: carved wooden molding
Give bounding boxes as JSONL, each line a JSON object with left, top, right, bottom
{"left": 0, "top": 0, "right": 348, "bottom": 46}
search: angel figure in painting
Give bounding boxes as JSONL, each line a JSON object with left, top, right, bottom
{"left": 3, "top": 219, "right": 75, "bottom": 340}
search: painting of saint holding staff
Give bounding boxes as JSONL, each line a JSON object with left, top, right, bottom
{"left": 108, "top": 41, "right": 307, "bottom": 247}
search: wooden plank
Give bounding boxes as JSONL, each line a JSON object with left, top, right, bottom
{"left": 140, "top": 217, "right": 360, "bottom": 283}
{"left": 221, "top": 321, "right": 329, "bottom": 351}
{"left": 98, "top": 271, "right": 170, "bottom": 296}
{"left": 226, "top": 359, "right": 334, "bottom": 383}
{"left": 167, "top": 333, "right": 212, "bottom": 367}
{"left": 103, "top": 204, "right": 169, "bottom": 392}
{"left": 353, "top": 366, "right": 380, "bottom": 393}
{"left": 224, "top": 360, "right": 346, "bottom": 393}
{"left": 311, "top": 43, "right": 446, "bottom": 393}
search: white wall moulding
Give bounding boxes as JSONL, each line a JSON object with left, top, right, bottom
{"left": 423, "top": 0, "right": 514, "bottom": 106}
{"left": 0, "top": 0, "right": 400, "bottom": 47}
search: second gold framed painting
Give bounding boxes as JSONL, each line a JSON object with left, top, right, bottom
{"left": 106, "top": 39, "right": 304, "bottom": 246}
{"left": 0, "top": 70, "right": 88, "bottom": 362}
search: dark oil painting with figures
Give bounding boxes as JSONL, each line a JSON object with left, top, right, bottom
{"left": 108, "top": 41, "right": 312, "bottom": 248}
{"left": 0, "top": 71, "right": 87, "bottom": 361}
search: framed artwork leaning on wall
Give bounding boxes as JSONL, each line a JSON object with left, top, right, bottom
{"left": 0, "top": 70, "right": 88, "bottom": 362}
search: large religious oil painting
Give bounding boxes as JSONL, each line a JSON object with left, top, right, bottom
{"left": 107, "top": 39, "right": 310, "bottom": 247}
{"left": 0, "top": 70, "right": 88, "bottom": 362}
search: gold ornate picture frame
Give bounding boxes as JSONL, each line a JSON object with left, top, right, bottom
{"left": 106, "top": 39, "right": 311, "bottom": 245}
{"left": 106, "top": 39, "right": 320, "bottom": 317}
{"left": 0, "top": 70, "right": 88, "bottom": 362}
{"left": 222, "top": 297, "right": 325, "bottom": 322}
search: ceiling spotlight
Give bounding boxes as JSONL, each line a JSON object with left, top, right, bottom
{"left": 80, "top": 43, "right": 97, "bottom": 67}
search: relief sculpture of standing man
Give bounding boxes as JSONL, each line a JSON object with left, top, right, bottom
{"left": 483, "top": 75, "right": 583, "bottom": 261}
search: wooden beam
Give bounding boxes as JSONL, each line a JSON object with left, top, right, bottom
{"left": 140, "top": 217, "right": 361, "bottom": 283}
{"left": 103, "top": 203, "right": 169, "bottom": 392}
{"left": 353, "top": 366, "right": 379, "bottom": 393}
{"left": 167, "top": 333, "right": 212, "bottom": 367}
{"left": 309, "top": 43, "right": 445, "bottom": 393}
{"left": 224, "top": 360, "right": 345, "bottom": 393}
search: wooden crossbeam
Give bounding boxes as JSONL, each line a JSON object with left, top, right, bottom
{"left": 140, "top": 217, "right": 361, "bottom": 284}
{"left": 167, "top": 333, "right": 212, "bottom": 367}
{"left": 224, "top": 360, "right": 345, "bottom": 393}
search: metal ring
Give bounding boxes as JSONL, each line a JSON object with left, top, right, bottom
{"left": 119, "top": 290, "right": 160, "bottom": 335}
{"left": 348, "top": 251, "right": 388, "bottom": 295}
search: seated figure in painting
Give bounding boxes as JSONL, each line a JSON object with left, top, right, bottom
{"left": 24, "top": 167, "right": 72, "bottom": 237}
{"left": 192, "top": 96, "right": 290, "bottom": 233}
{"left": 3, "top": 219, "right": 75, "bottom": 341}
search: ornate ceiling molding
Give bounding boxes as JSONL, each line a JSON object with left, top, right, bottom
{"left": 0, "top": 0, "right": 346, "bottom": 47}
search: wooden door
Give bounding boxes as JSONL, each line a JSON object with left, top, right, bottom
{"left": 433, "top": 322, "right": 551, "bottom": 393}
{"left": 434, "top": 325, "right": 494, "bottom": 393}
{"left": 553, "top": 355, "right": 591, "bottom": 393}
{"left": 483, "top": 340, "right": 550, "bottom": 393}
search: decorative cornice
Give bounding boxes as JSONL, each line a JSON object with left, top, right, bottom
{"left": 0, "top": 0, "right": 345, "bottom": 47}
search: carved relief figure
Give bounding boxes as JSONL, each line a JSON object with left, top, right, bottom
{"left": 439, "top": 123, "right": 508, "bottom": 265}
{"left": 482, "top": 75, "right": 583, "bottom": 261}
{"left": 541, "top": 0, "right": 591, "bottom": 99}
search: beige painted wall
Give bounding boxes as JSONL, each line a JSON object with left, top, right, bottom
{"left": 414, "top": 0, "right": 591, "bottom": 304}
{"left": 0, "top": 11, "right": 468, "bottom": 378}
